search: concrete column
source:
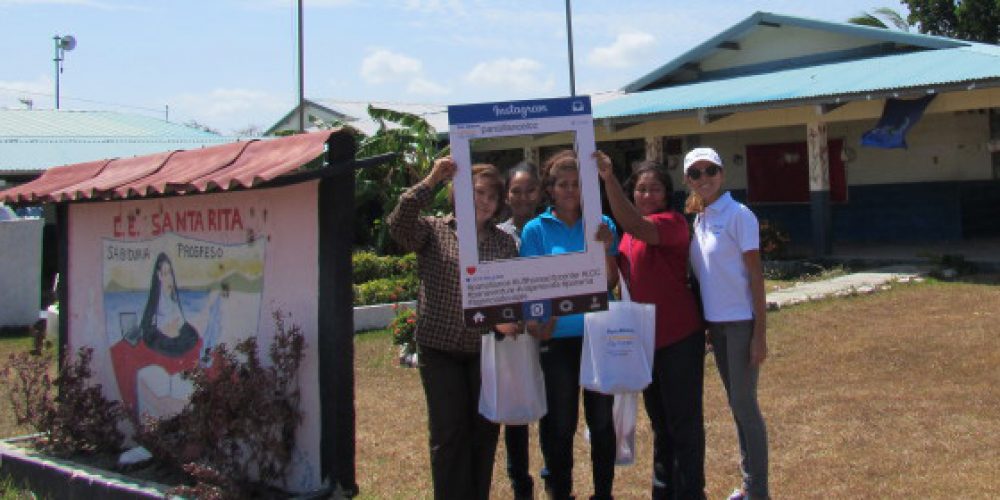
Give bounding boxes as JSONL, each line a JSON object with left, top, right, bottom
{"left": 523, "top": 146, "right": 540, "bottom": 167}
{"left": 807, "top": 121, "right": 832, "bottom": 256}
{"left": 644, "top": 136, "right": 663, "bottom": 164}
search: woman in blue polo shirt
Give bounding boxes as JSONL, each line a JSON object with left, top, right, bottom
{"left": 520, "top": 149, "right": 619, "bottom": 500}
{"left": 685, "top": 147, "right": 770, "bottom": 500}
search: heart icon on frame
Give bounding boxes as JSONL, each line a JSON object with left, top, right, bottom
{"left": 466, "top": 266, "right": 477, "bottom": 275}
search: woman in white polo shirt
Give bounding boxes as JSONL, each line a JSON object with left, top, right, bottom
{"left": 684, "top": 147, "right": 770, "bottom": 500}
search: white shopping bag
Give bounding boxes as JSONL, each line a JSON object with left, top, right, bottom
{"left": 479, "top": 333, "right": 547, "bottom": 425}
{"left": 613, "top": 392, "right": 639, "bottom": 466}
{"left": 581, "top": 274, "right": 655, "bottom": 394}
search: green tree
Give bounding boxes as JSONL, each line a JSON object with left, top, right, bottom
{"left": 901, "top": 0, "right": 999, "bottom": 43}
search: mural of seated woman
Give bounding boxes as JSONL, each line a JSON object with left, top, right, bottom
{"left": 111, "top": 252, "right": 225, "bottom": 420}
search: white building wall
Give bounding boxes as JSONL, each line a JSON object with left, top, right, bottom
{"left": 0, "top": 218, "right": 43, "bottom": 327}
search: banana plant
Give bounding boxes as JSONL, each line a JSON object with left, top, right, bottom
{"left": 312, "top": 106, "right": 450, "bottom": 253}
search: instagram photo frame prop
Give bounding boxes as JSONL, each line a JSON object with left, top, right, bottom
{"left": 449, "top": 96, "right": 609, "bottom": 327}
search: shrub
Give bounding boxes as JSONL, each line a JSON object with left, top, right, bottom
{"left": 388, "top": 305, "right": 417, "bottom": 356}
{"left": 759, "top": 219, "right": 791, "bottom": 260}
{"left": 135, "top": 311, "right": 305, "bottom": 498}
{"left": 353, "top": 251, "right": 417, "bottom": 285}
{"left": 353, "top": 275, "right": 419, "bottom": 306}
{"left": 352, "top": 251, "right": 393, "bottom": 284}
{"left": 1, "top": 345, "right": 126, "bottom": 457}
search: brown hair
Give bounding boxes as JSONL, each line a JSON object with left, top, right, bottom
{"left": 540, "top": 149, "right": 579, "bottom": 206}
{"left": 684, "top": 192, "right": 706, "bottom": 214}
{"left": 447, "top": 163, "right": 507, "bottom": 220}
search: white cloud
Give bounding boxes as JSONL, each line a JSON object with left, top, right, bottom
{"left": 464, "top": 58, "right": 555, "bottom": 93}
{"left": 402, "top": 0, "right": 465, "bottom": 15}
{"left": 0, "top": 0, "right": 142, "bottom": 10}
{"left": 0, "top": 76, "right": 54, "bottom": 109}
{"left": 588, "top": 32, "right": 656, "bottom": 69}
{"left": 172, "top": 88, "right": 291, "bottom": 134}
{"left": 407, "top": 77, "right": 449, "bottom": 96}
{"left": 361, "top": 49, "right": 423, "bottom": 84}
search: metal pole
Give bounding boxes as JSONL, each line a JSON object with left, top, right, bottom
{"left": 297, "top": 0, "right": 305, "bottom": 132}
{"left": 53, "top": 36, "right": 61, "bottom": 109}
{"left": 565, "top": 0, "right": 576, "bottom": 96}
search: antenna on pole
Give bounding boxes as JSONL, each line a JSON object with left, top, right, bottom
{"left": 53, "top": 34, "right": 76, "bottom": 110}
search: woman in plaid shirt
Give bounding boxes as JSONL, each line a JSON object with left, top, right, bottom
{"left": 388, "top": 157, "right": 519, "bottom": 500}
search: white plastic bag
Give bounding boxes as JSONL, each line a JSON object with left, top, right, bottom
{"left": 581, "top": 275, "right": 655, "bottom": 394}
{"left": 479, "top": 333, "right": 547, "bottom": 425}
{"left": 613, "top": 392, "right": 639, "bottom": 466}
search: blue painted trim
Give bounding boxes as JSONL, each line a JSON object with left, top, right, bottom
{"left": 747, "top": 181, "right": 1000, "bottom": 244}
{"left": 447, "top": 96, "right": 591, "bottom": 125}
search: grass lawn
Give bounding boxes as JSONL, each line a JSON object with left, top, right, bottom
{"left": 0, "top": 334, "right": 37, "bottom": 440}
{"left": 2, "top": 278, "right": 997, "bottom": 498}
{"left": 354, "top": 278, "right": 999, "bottom": 499}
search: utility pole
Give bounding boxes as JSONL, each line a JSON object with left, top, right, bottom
{"left": 297, "top": 0, "right": 305, "bottom": 132}
{"left": 565, "top": 0, "right": 576, "bottom": 96}
{"left": 53, "top": 34, "right": 76, "bottom": 109}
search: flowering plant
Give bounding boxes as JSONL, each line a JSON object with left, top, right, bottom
{"left": 388, "top": 305, "right": 417, "bottom": 365}
{"left": 759, "top": 219, "right": 791, "bottom": 260}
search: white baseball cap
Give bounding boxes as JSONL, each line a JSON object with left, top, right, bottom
{"left": 683, "top": 147, "right": 723, "bottom": 173}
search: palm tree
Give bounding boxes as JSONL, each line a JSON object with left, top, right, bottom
{"left": 848, "top": 7, "right": 911, "bottom": 31}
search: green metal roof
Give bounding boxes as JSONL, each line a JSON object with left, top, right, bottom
{"left": 0, "top": 110, "right": 223, "bottom": 137}
{"left": 595, "top": 12, "right": 1000, "bottom": 123}
{"left": 594, "top": 43, "right": 1000, "bottom": 122}
{"left": 0, "top": 110, "right": 239, "bottom": 173}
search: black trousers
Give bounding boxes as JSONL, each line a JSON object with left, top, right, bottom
{"left": 418, "top": 345, "right": 500, "bottom": 500}
{"left": 644, "top": 331, "right": 707, "bottom": 500}
{"left": 539, "top": 336, "right": 616, "bottom": 500}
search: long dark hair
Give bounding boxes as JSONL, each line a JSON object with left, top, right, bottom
{"left": 624, "top": 160, "right": 674, "bottom": 213}
{"left": 139, "top": 252, "right": 198, "bottom": 356}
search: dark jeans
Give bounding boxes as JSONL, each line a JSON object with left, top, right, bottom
{"left": 418, "top": 345, "right": 500, "bottom": 500}
{"left": 505, "top": 424, "right": 533, "bottom": 497}
{"left": 539, "top": 336, "right": 615, "bottom": 500}
{"left": 644, "top": 331, "right": 707, "bottom": 500}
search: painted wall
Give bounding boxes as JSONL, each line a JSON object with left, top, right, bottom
{"left": 0, "top": 218, "right": 43, "bottom": 326}
{"left": 647, "top": 110, "right": 998, "bottom": 244}
{"left": 702, "top": 26, "right": 873, "bottom": 73}
{"left": 682, "top": 110, "right": 993, "bottom": 193}
{"left": 66, "top": 181, "right": 322, "bottom": 493}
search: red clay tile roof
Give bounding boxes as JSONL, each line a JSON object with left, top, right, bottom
{"left": 1, "top": 129, "right": 352, "bottom": 203}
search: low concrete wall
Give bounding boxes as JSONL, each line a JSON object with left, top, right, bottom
{"left": 353, "top": 300, "right": 416, "bottom": 332}
{"left": 0, "top": 438, "right": 167, "bottom": 500}
{"left": 0, "top": 218, "right": 43, "bottom": 327}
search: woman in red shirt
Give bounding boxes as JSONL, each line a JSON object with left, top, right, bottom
{"left": 596, "top": 153, "right": 706, "bottom": 499}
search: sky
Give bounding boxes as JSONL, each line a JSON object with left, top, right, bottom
{"left": 0, "top": 0, "right": 906, "bottom": 134}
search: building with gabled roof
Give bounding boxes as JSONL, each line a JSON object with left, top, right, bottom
{"left": 0, "top": 109, "right": 242, "bottom": 185}
{"left": 265, "top": 98, "right": 448, "bottom": 137}
{"left": 588, "top": 11, "right": 1000, "bottom": 254}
